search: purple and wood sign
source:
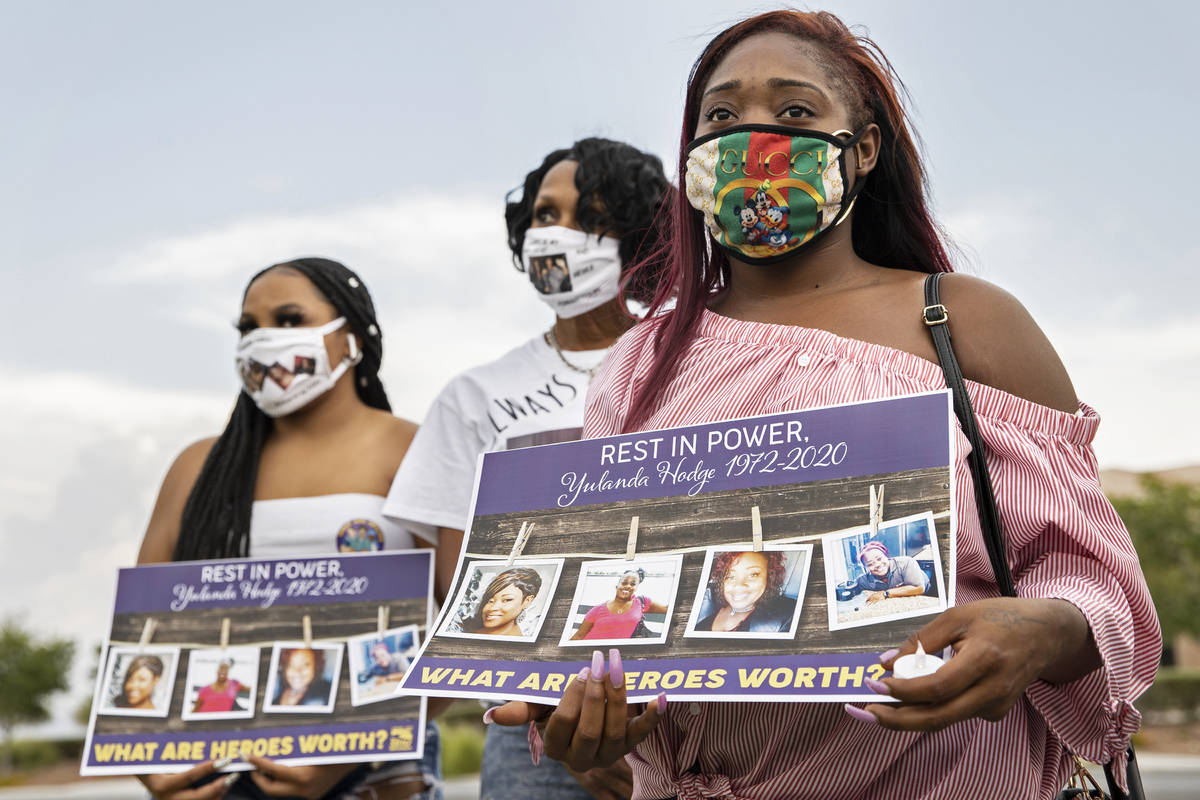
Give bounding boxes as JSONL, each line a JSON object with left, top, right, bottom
{"left": 401, "top": 391, "right": 958, "bottom": 703}
{"left": 81, "top": 551, "right": 433, "bottom": 776}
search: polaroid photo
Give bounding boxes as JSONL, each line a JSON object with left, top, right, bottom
{"left": 180, "top": 646, "right": 260, "bottom": 721}
{"left": 822, "top": 511, "right": 947, "bottom": 632}
{"left": 346, "top": 625, "right": 420, "bottom": 707}
{"left": 438, "top": 559, "right": 565, "bottom": 643}
{"left": 262, "top": 642, "right": 343, "bottom": 714}
{"left": 559, "top": 555, "right": 684, "bottom": 647}
{"left": 683, "top": 544, "right": 813, "bottom": 640}
{"left": 96, "top": 645, "right": 181, "bottom": 718}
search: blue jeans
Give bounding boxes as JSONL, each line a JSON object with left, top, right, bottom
{"left": 479, "top": 723, "right": 592, "bottom": 800}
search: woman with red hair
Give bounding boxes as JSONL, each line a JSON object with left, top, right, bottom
{"left": 494, "top": 9, "right": 1158, "bottom": 799}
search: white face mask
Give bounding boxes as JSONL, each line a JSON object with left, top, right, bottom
{"left": 235, "top": 317, "right": 361, "bottom": 418}
{"left": 521, "top": 226, "right": 622, "bottom": 319}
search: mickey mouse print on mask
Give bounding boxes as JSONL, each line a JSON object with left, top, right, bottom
{"left": 685, "top": 124, "right": 866, "bottom": 264}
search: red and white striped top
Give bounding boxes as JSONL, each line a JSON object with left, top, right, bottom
{"left": 583, "top": 308, "right": 1159, "bottom": 800}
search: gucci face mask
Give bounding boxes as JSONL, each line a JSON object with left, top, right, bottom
{"left": 236, "top": 317, "right": 360, "bottom": 417}
{"left": 684, "top": 124, "right": 866, "bottom": 264}
{"left": 521, "top": 226, "right": 622, "bottom": 318}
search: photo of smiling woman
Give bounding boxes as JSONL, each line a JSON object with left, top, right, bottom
{"left": 560, "top": 556, "right": 683, "bottom": 646}
{"left": 440, "top": 560, "right": 563, "bottom": 642}
{"left": 263, "top": 643, "right": 342, "bottom": 713}
{"left": 686, "top": 545, "right": 811, "bottom": 638}
{"left": 98, "top": 646, "right": 179, "bottom": 718}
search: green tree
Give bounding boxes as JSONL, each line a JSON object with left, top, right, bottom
{"left": 1112, "top": 477, "right": 1200, "bottom": 644}
{"left": 0, "top": 620, "right": 75, "bottom": 775}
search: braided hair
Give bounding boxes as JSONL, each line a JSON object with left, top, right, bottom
{"left": 173, "top": 257, "right": 389, "bottom": 560}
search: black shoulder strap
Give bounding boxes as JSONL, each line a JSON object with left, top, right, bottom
{"left": 922, "top": 273, "right": 1015, "bottom": 597}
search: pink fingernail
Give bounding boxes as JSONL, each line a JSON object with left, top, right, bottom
{"left": 879, "top": 648, "right": 899, "bottom": 663}
{"left": 864, "top": 677, "right": 891, "bottom": 696}
{"left": 843, "top": 703, "right": 878, "bottom": 724}
{"left": 578, "top": 667, "right": 590, "bottom": 682}
{"left": 482, "top": 707, "right": 495, "bottom": 725}
{"left": 656, "top": 692, "right": 667, "bottom": 713}
{"left": 527, "top": 721, "right": 544, "bottom": 766}
{"left": 591, "top": 649, "right": 604, "bottom": 679}
{"left": 609, "top": 649, "right": 624, "bottom": 689}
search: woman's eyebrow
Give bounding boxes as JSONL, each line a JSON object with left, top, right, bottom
{"left": 702, "top": 79, "right": 740, "bottom": 97}
{"left": 767, "top": 77, "right": 829, "bottom": 98}
{"left": 270, "top": 303, "right": 305, "bottom": 315}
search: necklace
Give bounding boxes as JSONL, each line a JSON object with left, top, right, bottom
{"left": 544, "top": 328, "right": 602, "bottom": 379}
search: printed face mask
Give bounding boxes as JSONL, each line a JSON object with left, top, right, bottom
{"left": 521, "top": 226, "right": 622, "bottom": 318}
{"left": 684, "top": 125, "right": 866, "bottom": 264}
{"left": 235, "top": 317, "right": 360, "bottom": 417}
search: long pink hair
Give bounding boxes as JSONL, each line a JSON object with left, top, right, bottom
{"left": 621, "top": 10, "right": 954, "bottom": 432}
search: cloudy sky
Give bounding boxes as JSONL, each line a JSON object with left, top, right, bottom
{"left": 3, "top": 0, "right": 1196, "bottom": 735}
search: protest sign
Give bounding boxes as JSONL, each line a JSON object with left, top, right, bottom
{"left": 401, "top": 391, "right": 955, "bottom": 704}
{"left": 81, "top": 551, "right": 432, "bottom": 776}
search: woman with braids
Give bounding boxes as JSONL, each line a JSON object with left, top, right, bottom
{"left": 385, "top": 137, "right": 670, "bottom": 800}
{"left": 136, "top": 257, "right": 439, "bottom": 800}
{"left": 493, "top": 10, "right": 1159, "bottom": 799}
{"left": 695, "top": 551, "right": 795, "bottom": 634}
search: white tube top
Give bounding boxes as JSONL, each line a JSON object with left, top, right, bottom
{"left": 248, "top": 493, "right": 434, "bottom": 558}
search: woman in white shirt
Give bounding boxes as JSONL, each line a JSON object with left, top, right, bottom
{"left": 137, "top": 257, "right": 437, "bottom": 800}
{"left": 385, "top": 139, "right": 672, "bottom": 800}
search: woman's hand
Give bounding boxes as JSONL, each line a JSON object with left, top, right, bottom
{"left": 848, "top": 598, "right": 1100, "bottom": 730}
{"left": 244, "top": 757, "right": 360, "bottom": 798}
{"left": 566, "top": 759, "right": 635, "bottom": 800}
{"left": 863, "top": 590, "right": 886, "bottom": 606}
{"left": 489, "top": 649, "right": 665, "bottom": 772}
{"left": 137, "top": 761, "right": 233, "bottom": 799}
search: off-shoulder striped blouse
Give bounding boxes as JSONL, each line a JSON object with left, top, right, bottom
{"left": 583, "top": 308, "right": 1159, "bottom": 800}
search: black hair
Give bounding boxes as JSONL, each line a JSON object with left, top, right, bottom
{"left": 619, "top": 567, "right": 646, "bottom": 584}
{"left": 504, "top": 138, "right": 672, "bottom": 305}
{"left": 173, "top": 257, "right": 389, "bottom": 561}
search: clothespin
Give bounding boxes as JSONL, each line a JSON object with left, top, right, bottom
{"left": 750, "top": 506, "right": 763, "bottom": 552}
{"left": 506, "top": 522, "right": 534, "bottom": 566}
{"left": 377, "top": 606, "right": 389, "bottom": 638}
{"left": 302, "top": 615, "right": 313, "bottom": 648}
{"left": 869, "top": 484, "right": 885, "bottom": 537}
{"left": 137, "top": 618, "right": 157, "bottom": 653}
{"left": 219, "top": 618, "right": 230, "bottom": 650}
{"left": 625, "top": 516, "right": 639, "bottom": 561}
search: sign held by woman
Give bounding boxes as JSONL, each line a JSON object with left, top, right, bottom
{"left": 401, "top": 391, "right": 956, "bottom": 703}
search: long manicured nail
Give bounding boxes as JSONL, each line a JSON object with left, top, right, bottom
{"left": 482, "top": 707, "right": 496, "bottom": 725}
{"left": 591, "top": 649, "right": 604, "bottom": 679}
{"left": 656, "top": 692, "right": 667, "bottom": 713}
{"left": 213, "top": 756, "right": 235, "bottom": 770}
{"left": 223, "top": 773, "right": 239, "bottom": 788}
{"left": 527, "top": 721, "right": 544, "bottom": 766}
{"left": 843, "top": 703, "right": 878, "bottom": 724}
{"left": 879, "top": 648, "right": 899, "bottom": 663}
{"left": 578, "top": 667, "right": 590, "bottom": 682}
{"left": 864, "top": 677, "right": 891, "bottom": 696}
{"left": 609, "top": 649, "right": 624, "bottom": 689}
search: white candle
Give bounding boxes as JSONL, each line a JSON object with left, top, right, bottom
{"left": 891, "top": 640, "right": 945, "bottom": 679}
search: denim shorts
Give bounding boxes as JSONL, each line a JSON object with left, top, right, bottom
{"left": 478, "top": 722, "right": 592, "bottom": 800}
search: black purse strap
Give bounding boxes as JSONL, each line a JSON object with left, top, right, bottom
{"left": 921, "top": 273, "right": 1143, "bottom": 800}
{"left": 922, "top": 273, "right": 1014, "bottom": 596}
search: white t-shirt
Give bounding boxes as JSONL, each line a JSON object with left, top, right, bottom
{"left": 383, "top": 335, "right": 606, "bottom": 536}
